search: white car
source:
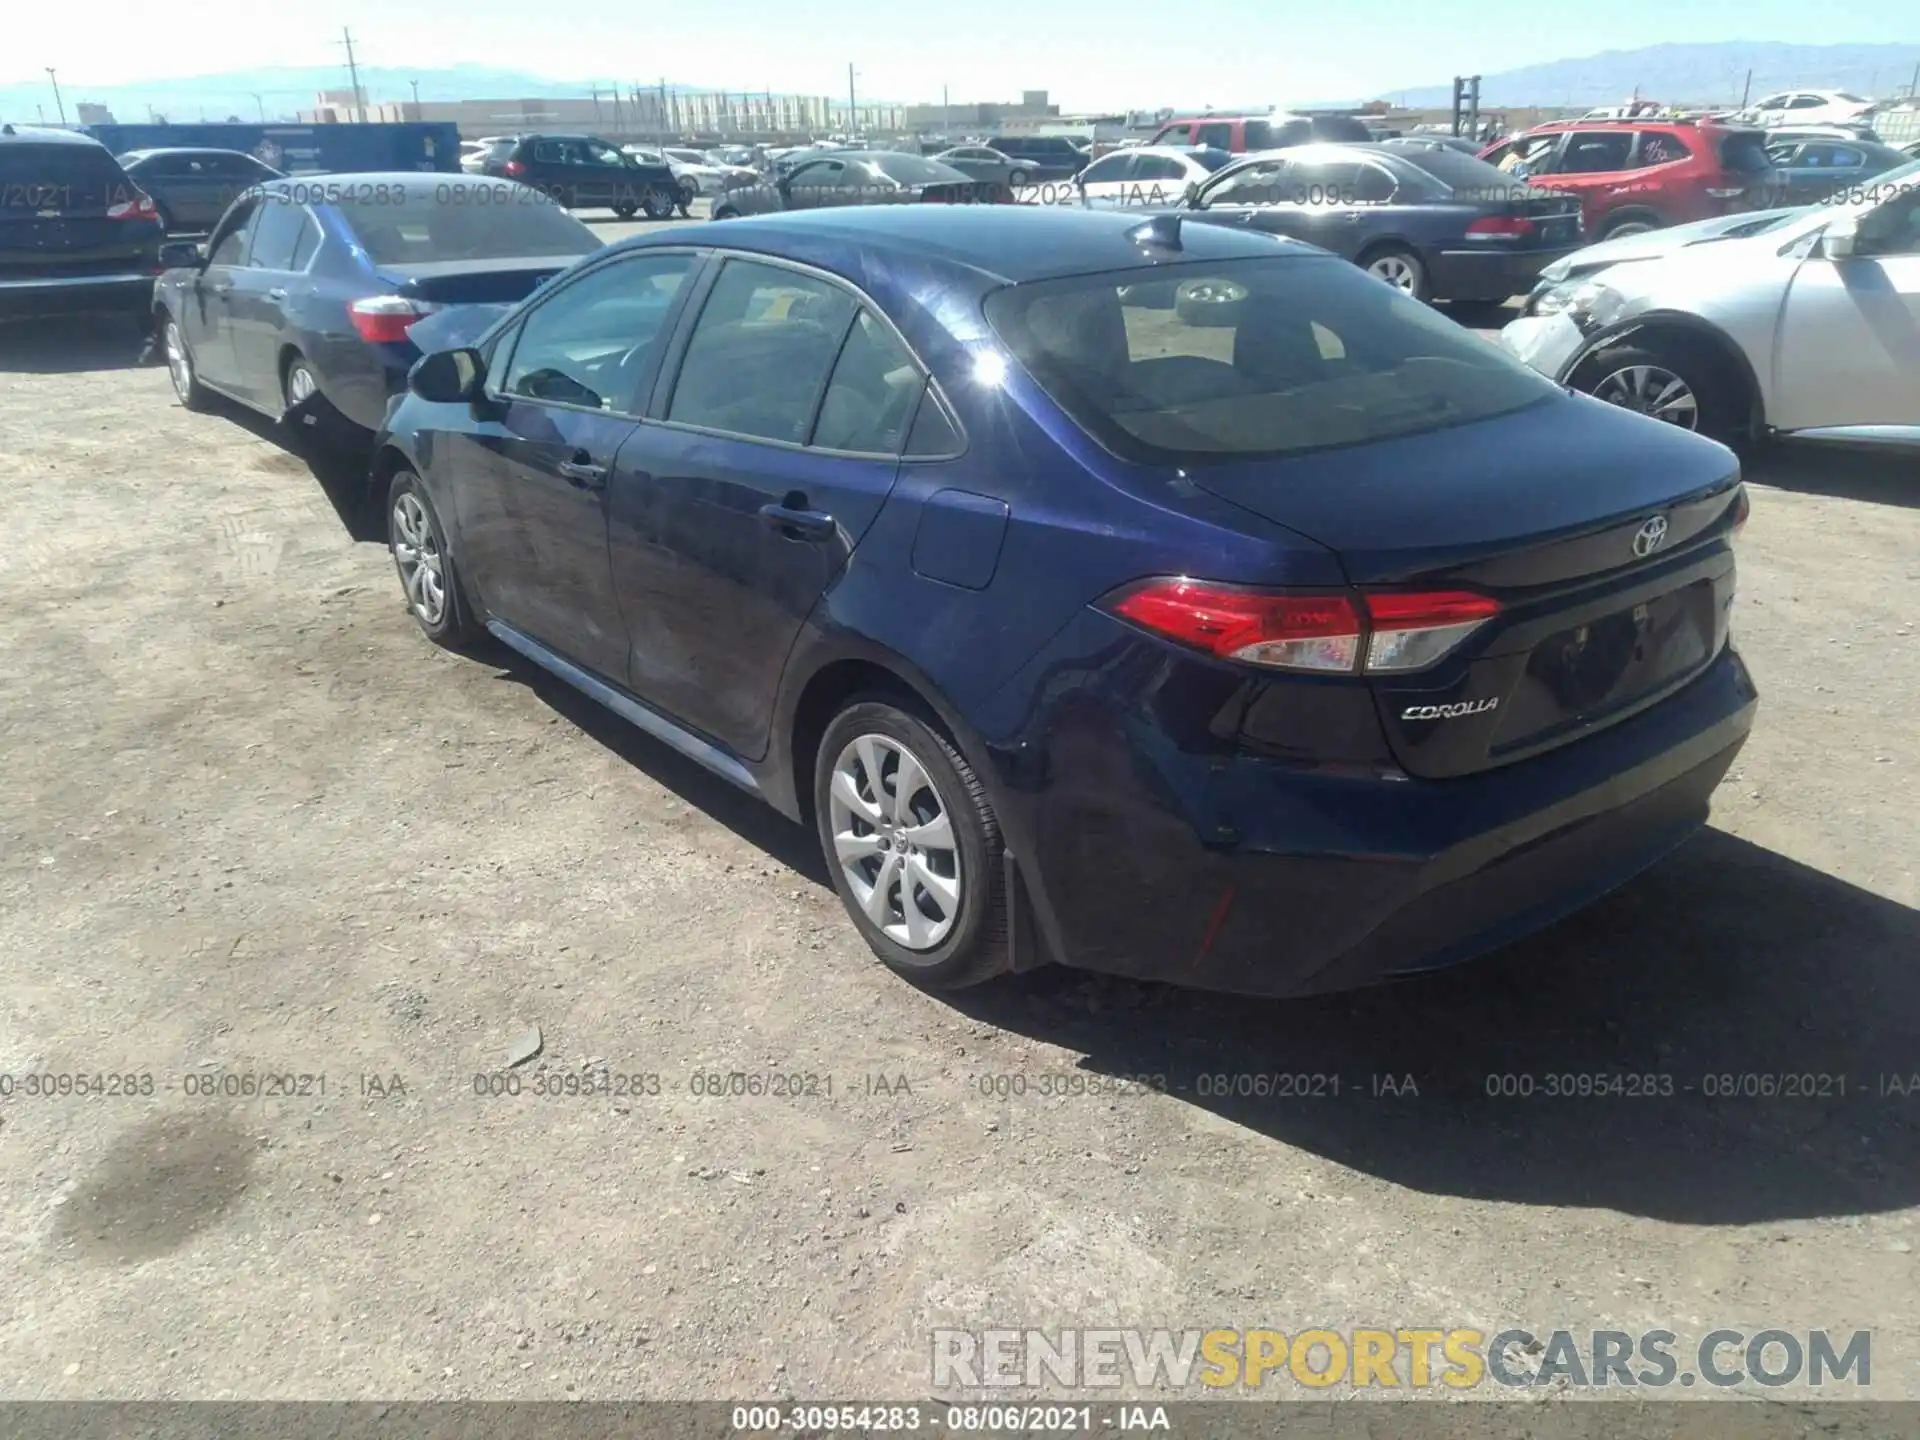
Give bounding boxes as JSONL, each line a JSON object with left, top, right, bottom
{"left": 1070, "top": 144, "right": 1232, "bottom": 208}
{"left": 1499, "top": 160, "right": 1920, "bottom": 443}
{"left": 1743, "top": 89, "right": 1878, "bottom": 130}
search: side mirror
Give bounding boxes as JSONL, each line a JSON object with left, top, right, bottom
{"left": 159, "top": 239, "right": 203, "bottom": 269}
{"left": 1823, "top": 215, "right": 1859, "bottom": 260}
{"left": 409, "top": 347, "right": 487, "bottom": 404}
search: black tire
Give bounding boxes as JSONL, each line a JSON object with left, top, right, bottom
{"left": 611, "top": 200, "right": 639, "bottom": 220}
{"left": 1007, "top": 168, "right": 1029, "bottom": 188}
{"left": 641, "top": 187, "right": 674, "bottom": 220}
{"left": 1358, "top": 244, "right": 1430, "bottom": 301}
{"left": 711, "top": 205, "right": 738, "bottom": 221}
{"left": 1571, "top": 339, "right": 1743, "bottom": 443}
{"left": 814, "top": 698, "right": 1010, "bottom": 990}
{"left": 385, "top": 469, "right": 482, "bottom": 649}
{"left": 1599, "top": 213, "right": 1659, "bottom": 240}
{"left": 161, "top": 314, "right": 211, "bottom": 410}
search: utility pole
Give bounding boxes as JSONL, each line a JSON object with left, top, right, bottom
{"left": 251, "top": 92, "right": 266, "bottom": 122}
{"left": 1741, "top": 69, "right": 1752, "bottom": 108}
{"left": 341, "top": 27, "right": 365, "bottom": 120}
{"left": 1909, "top": 61, "right": 1920, "bottom": 98}
{"left": 45, "top": 68, "right": 67, "bottom": 125}
{"left": 659, "top": 78, "right": 669, "bottom": 142}
{"left": 409, "top": 78, "right": 420, "bottom": 113}
{"left": 848, "top": 63, "right": 857, "bottom": 135}
{"left": 943, "top": 83, "right": 949, "bottom": 142}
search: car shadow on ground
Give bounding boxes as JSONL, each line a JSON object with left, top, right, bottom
{"left": 948, "top": 827, "right": 1920, "bottom": 1225}
{"left": 0, "top": 315, "right": 154, "bottom": 374}
{"left": 1746, "top": 439, "right": 1919, "bottom": 510}
{"left": 487, "top": 656, "right": 833, "bottom": 887}
{"left": 214, "top": 402, "right": 387, "bottom": 543}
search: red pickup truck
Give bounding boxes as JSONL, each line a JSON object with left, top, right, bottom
{"left": 1146, "top": 112, "right": 1374, "bottom": 154}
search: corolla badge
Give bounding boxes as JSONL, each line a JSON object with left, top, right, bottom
{"left": 1401, "top": 698, "right": 1499, "bottom": 720}
{"left": 1632, "top": 514, "right": 1670, "bottom": 558}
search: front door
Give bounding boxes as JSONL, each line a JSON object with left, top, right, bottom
{"left": 1773, "top": 191, "right": 1920, "bottom": 429}
{"left": 182, "top": 197, "right": 258, "bottom": 389}
{"left": 608, "top": 257, "right": 921, "bottom": 758}
{"left": 224, "top": 197, "right": 313, "bottom": 407}
{"left": 454, "top": 249, "right": 705, "bottom": 677}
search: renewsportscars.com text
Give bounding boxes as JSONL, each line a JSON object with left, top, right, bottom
{"left": 931, "top": 1327, "right": 1871, "bottom": 1392}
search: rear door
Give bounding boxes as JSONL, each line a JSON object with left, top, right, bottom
{"left": 1546, "top": 129, "right": 1642, "bottom": 225}
{"left": 456, "top": 248, "right": 704, "bottom": 677}
{"left": 226, "top": 198, "right": 316, "bottom": 406}
{"left": 0, "top": 142, "right": 152, "bottom": 285}
{"left": 1074, "top": 151, "right": 1138, "bottom": 207}
{"left": 609, "top": 256, "right": 920, "bottom": 757}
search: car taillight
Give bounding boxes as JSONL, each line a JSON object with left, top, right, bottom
{"left": 502, "top": 159, "right": 526, "bottom": 176}
{"left": 349, "top": 295, "right": 439, "bottom": 344}
{"left": 1464, "top": 214, "right": 1534, "bottom": 238}
{"left": 1106, "top": 579, "right": 1500, "bottom": 675}
{"left": 1730, "top": 485, "right": 1750, "bottom": 534}
{"left": 107, "top": 191, "right": 159, "bottom": 222}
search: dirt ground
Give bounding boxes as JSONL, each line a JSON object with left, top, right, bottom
{"left": 1, "top": 283, "right": 1916, "bottom": 1407}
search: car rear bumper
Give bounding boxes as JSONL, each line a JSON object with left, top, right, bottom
{"left": 1429, "top": 244, "right": 1582, "bottom": 301}
{"left": 0, "top": 272, "right": 155, "bottom": 321}
{"left": 1002, "top": 636, "right": 1756, "bottom": 998}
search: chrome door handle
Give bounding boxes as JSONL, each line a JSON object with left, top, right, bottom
{"left": 557, "top": 457, "right": 607, "bottom": 489}
{"left": 267, "top": 287, "right": 287, "bottom": 300}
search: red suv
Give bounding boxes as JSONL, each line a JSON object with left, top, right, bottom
{"left": 1478, "top": 119, "right": 1777, "bottom": 240}
{"left": 1148, "top": 112, "right": 1373, "bottom": 154}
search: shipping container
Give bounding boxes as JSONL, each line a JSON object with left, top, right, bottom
{"left": 78, "top": 122, "right": 462, "bottom": 176}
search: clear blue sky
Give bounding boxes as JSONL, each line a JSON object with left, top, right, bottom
{"left": 8, "top": 2, "right": 1915, "bottom": 111}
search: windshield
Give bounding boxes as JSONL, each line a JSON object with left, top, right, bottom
{"left": 985, "top": 255, "right": 1556, "bottom": 465}
{"left": 334, "top": 187, "right": 602, "bottom": 263}
{"left": 868, "top": 153, "right": 969, "bottom": 184}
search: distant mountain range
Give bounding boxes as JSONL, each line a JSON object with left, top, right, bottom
{"left": 1348, "top": 42, "right": 1920, "bottom": 110}
{"left": 6, "top": 42, "right": 1920, "bottom": 128}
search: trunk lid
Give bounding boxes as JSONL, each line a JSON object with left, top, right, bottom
{"left": 375, "top": 257, "right": 575, "bottom": 306}
{"left": 1189, "top": 394, "right": 1744, "bottom": 778}
{"left": 0, "top": 141, "right": 156, "bottom": 277}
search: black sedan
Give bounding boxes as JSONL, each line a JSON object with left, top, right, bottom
{"left": 710, "top": 151, "right": 1003, "bottom": 219}
{"left": 1181, "top": 142, "right": 1583, "bottom": 302}
{"left": 117, "top": 148, "right": 283, "bottom": 232}
{"left": 1763, "top": 137, "right": 1910, "bottom": 205}
{"left": 480, "top": 134, "right": 681, "bottom": 219}
{"left": 154, "top": 173, "right": 602, "bottom": 448}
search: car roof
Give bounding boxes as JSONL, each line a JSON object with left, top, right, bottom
{"left": 119, "top": 147, "right": 260, "bottom": 160}
{"left": 615, "top": 205, "right": 1301, "bottom": 285}
{"left": 0, "top": 123, "right": 109, "bottom": 148}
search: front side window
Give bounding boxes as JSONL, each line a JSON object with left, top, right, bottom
{"left": 1635, "top": 131, "right": 1692, "bottom": 166}
{"left": 984, "top": 255, "right": 1555, "bottom": 464}
{"left": 1195, "top": 123, "right": 1232, "bottom": 150}
{"left": 667, "top": 260, "right": 859, "bottom": 443}
{"left": 1081, "top": 153, "right": 1135, "bottom": 184}
{"left": 207, "top": 201, "right": 259, "bottom": 266}
{"left": 501, "top": 253, "right": 696, "bottom": 410}
{"left": 1200, "top": 160, "right": 1288, "bottom": 207}
{"left": 247, "top": 199, "right": 309, "bottom": 270}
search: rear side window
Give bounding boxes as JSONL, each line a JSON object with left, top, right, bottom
{"left": 1560, "top": 132, "right": 1635, "bottom": 172}
{"left": 983, "top": 255, "right": 1556, "bottom": 464}
{"left": 0, "top": 143, "right": 134, "bottom": 215}
{"left": 811, "top": 311, "right": 925, "bottom": 454}
{"left": 1635, "top": 131, "right": 1692, "bottom": 165}
{"left": 1717, "top": 131, "right": 1777, "bottom": 175}
{"left": 1195, "top": 123, "right": 1233, "bottom": 150}
{"left": 288, "top": 211, "right": 322, "bottom": 269}
{"left": 668, "top": 260, "right": 858, "bottom": 444}
{"left": 1242, "top": 121, "right": 1275, "bottom": 150}
{"left": 336, "top": 188, "right": 599, "bottom": 264}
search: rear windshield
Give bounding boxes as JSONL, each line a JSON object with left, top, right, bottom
{"left": 984, "top": 255, "right": 1556, "bottom": 464}
{"left": 0, "top": 144, "right": 134, "bottom": 214}
{"left": 1716, "top": 131, "right": 1775, "bottom": 174}
{"left": 332, "top": 188, "right": 601, "bottom": 264}
{"left": 1383, "top": 146, "right": 1528, "bottom": 199}
{"left": 868, "top": 153, "right": 968, "bottom": 184}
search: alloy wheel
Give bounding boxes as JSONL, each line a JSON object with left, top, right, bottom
{"left": 1592, "top": 364, "right": 1699, "bottom": 429}
{"left": 286, "top": 364, "right": 317, "bottom": 407}
{"left": 827, "top": 733, "right": 962, "bottom": 952}
{"left": 164, "top": 321, "right": 192, "bottom": 403}
{"left": 1367, "top": 254, "right": 1419, "bottom": 290}
{"left": 391, "top": 491, "right": 448, "bottom": 626}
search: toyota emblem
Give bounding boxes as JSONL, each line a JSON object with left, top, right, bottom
{"left": 1632, "top": 515, "right": 1670, "bottom": 558}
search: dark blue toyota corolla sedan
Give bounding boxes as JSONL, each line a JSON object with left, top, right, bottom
{"left": 372, "top": 205, "right": 1756, "bottom": 997}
